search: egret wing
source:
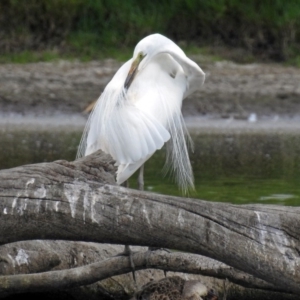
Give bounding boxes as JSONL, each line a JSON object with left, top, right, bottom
{"left": 77, "top": 60, "right": 170, "bottom": 166}
{"left": 128, "top": 53, "right": 195, "bottom": 192}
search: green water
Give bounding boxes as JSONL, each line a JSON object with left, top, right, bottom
{"left": 131, "top": 131, "right": 300, "bottom": 206}
{"left": 1, "top": 127, "right": 300, "bottom": 206}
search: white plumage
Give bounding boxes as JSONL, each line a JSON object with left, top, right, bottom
{"left": 77, "top": 33, "right": 205, "bottom": 192}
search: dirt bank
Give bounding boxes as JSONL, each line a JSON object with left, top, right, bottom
{"left": 0, "top": 58, "right": 299, "bottom": 118}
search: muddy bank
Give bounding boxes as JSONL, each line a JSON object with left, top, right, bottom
{"left": 0, "top": 58, "right": 299, "bottom": 118}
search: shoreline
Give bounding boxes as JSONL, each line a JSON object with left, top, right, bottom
{"left": 0, "top": 59, "right": 299, "bottom": 118}
{"left": 0, "top": 58, "right": 299, "bottom": 136}
{"left": 1, "top": 113, "right": 300, "bottom": 134}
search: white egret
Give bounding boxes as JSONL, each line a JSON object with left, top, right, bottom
{"left": 77, "top": 33, "right": 205, "bottom": 192}
{"left": 77, "top": 33, "right": 205, "bottom": 282}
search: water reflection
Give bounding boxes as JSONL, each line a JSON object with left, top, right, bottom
{"left": 0, "top": 126, "right": 299, "bottom": 206}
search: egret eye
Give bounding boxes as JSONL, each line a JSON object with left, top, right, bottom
{"left": 138, "top": 52, "right": 146, "bottom": 60}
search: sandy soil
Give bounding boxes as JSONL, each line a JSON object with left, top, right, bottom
{"left": 0, "top": 58, "right": 299, "bottom": 118}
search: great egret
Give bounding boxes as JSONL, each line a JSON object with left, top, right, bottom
{"left": 77, "top": 33, "right": 205, "bottom": 282}
{"left": 77, "top": 33, "right": 205, "bottom": 192}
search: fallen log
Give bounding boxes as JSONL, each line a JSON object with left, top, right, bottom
{"left": 0, "top": 151, "right": 299, "bottom": 297}
{"left": 0, "top": 241, "right": 292, "bottom": 297}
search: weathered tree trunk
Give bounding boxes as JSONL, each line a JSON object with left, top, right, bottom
{"left": 0, "top": 151, "right": 300, "bottom": 297}
{"left": 0, "top": 240, "right": 291, "bottom": 295}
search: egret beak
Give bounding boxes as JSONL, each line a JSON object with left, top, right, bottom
{"left": 124, "top": 53, "right": 146, "bottom": 89}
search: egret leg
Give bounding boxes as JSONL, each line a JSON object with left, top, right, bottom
{"left": 118, "top": 165, "right": 145, "bottom": 282}
{"left": 116, "top": 165, "right": 146, "bottom": 282}
{"left": 117, "top": 171, "right": 142, "bottom": 282}
{"left": 115, "top": 245, "right": 136, "bottom": 282}
{"left": 138, "top": 164, "right": 168, "bottom": 276}
{"left": 138, "top": 164, "right": 144, "bottom": 191}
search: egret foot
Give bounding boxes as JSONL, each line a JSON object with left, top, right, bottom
{"left": 115, "top": 245, "right": 136, "bottom": 282}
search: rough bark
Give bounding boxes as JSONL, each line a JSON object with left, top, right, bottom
{"left": 0, "top": 241, "right": 291, "bottom": 297}
{"left": 0, "top": 151, "right": 300, "bottom": 296}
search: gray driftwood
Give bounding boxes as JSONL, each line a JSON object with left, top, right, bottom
{"left": 0, "top": 241, "right": 292, "bottom": 297}
{"left": 0, "top": 151, "right": 300, "bottom": 297}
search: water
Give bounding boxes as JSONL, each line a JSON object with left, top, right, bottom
{"left": 134, "top": 131, "right": 300, "bottom": 206}
{"left": 1, "top": 116, "right": 299, "bottom": 206}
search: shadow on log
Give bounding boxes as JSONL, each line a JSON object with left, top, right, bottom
{"left": 0, "top": 151, "right": 300, "bottom": 298}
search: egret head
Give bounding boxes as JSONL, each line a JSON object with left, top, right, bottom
{"left": 124, "top": 34, "right": 175, "bottom": 90}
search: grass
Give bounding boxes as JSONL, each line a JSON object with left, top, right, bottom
{"left": 0, "top": 41, "right": 133, "bottom": 64}
{"left": 67, "top": 32, "right": 133, "bottom": 61}
{"left": 286, "top": 55, "right": 300, "bottom": 68}
{"left": 0, "top": 43, "right": 298, "bottom": 67}
{"left": 0, "top": 51, "right": 63, "bottom": 64}
{"left": 0, "top": 40, "right": 225, "bottom": 64}
{"left": 1, "top": 0, "right": 300, "bottom": 64}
